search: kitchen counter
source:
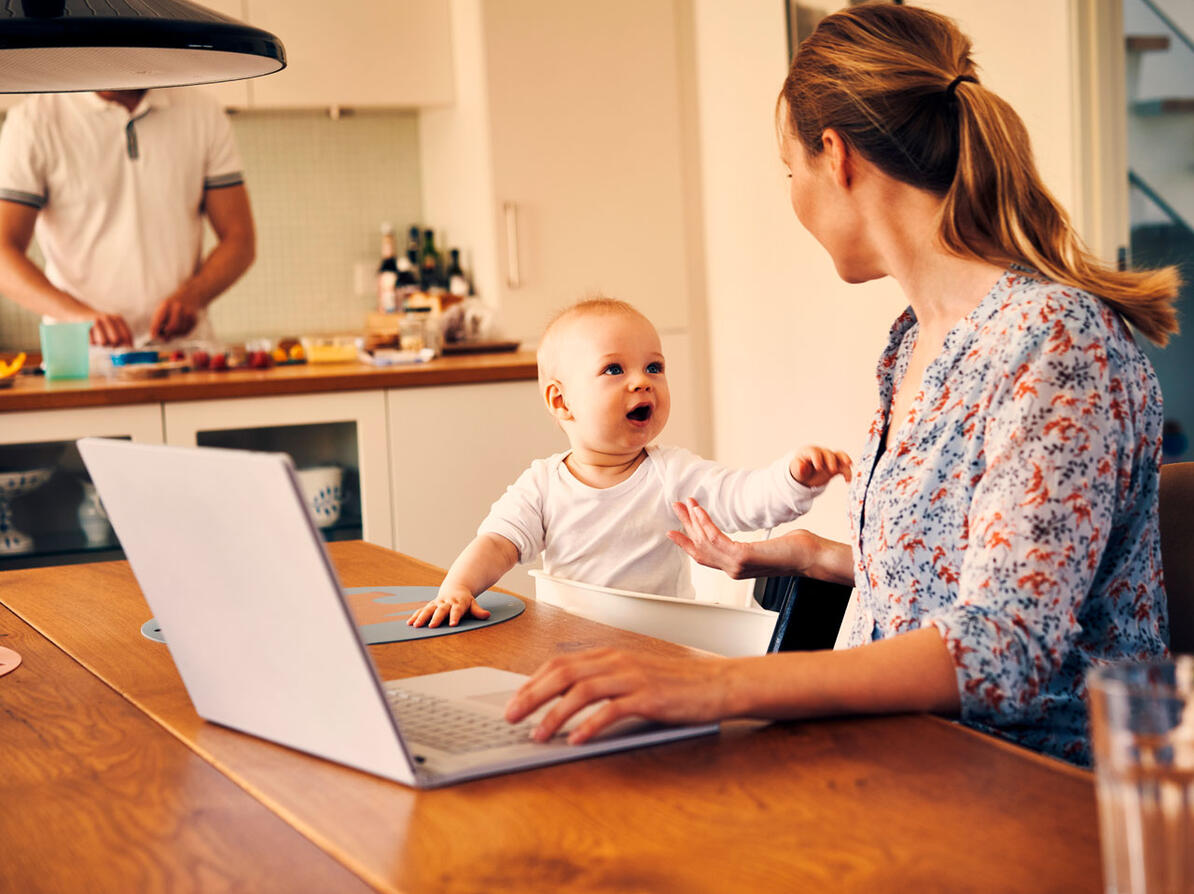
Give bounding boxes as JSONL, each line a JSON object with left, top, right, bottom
{"left": 0, "top": 350, "right": 537, "bottom": 412}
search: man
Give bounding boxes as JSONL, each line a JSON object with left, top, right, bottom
{"left": 0, "top": 88, "right": 255, "bottom": 347}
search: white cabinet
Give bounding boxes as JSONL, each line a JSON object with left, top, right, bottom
{"left": 480, "top": 0, "right": 693, "bottom": 339}
{"left": 241, "top": 0, "right": 453, "bottom": 109}
{"left": 162, "top": 391, "right": 393, "bottom": 549}
{"left": 387, "top": 380, "right": 565, "bottom": 598}
{"left": 420, "top": 0, "right": 709, "bottom": 454}
{"left": 0, "top": 404, "right": 163, "bottom": 566}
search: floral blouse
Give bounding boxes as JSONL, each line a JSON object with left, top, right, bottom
{"left": 843, "top": 267, "right": 1168, "bottom": 765}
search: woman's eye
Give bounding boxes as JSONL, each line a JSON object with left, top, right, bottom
{"left": 647, "top": 362, "right": 664, "bottom": 374}
{"left": 602, "top": 364, "right": 623, "bottom": 376}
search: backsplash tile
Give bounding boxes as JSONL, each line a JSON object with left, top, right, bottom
{"left": 0, "top": 109, "right": 422, "bottom": 350}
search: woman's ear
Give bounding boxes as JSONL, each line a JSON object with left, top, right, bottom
{"left": 544, "top": 380, "right": 572, "bottom": 421}
{"left": 820, "top": 128, "right": 853, "bottom": 189}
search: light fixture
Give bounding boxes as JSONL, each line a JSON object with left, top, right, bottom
{"left": 0, "top": 0, "right": 286, "bottom": 93}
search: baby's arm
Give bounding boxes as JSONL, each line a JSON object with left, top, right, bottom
{"left": 789, "top": 445, "right": 853, "bottom": 488}
{"left": 407, "top": 533, "right": 520, "bottom": 628}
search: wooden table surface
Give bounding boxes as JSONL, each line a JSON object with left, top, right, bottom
{"left": 0, "top": 604, "right": 376, "bottom": 894}
{"left": 1, "top": 542, "right": 1104, "bottom": 893}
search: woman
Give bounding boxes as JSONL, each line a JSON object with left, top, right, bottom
{"left": 504, "top": 3, "right": 1179, "bottom": 765}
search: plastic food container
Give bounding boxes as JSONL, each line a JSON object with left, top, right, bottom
{"left": 531, "top": 571, "right": 778, "bottom": 657}
{"left": 301, "top": 336, "right": 361, "bottom": 364}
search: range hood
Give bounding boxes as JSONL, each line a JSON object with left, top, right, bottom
{"left": 0, "top": 0, "right": 285, "bottom": 93}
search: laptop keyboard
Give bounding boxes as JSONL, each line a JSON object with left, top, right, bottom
{"left": 385, "top": 686, "right": 546, "bottom": 754}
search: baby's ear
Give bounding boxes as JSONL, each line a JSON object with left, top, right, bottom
{"left": 544, "top": 380, "right": 572, "bottom": 421}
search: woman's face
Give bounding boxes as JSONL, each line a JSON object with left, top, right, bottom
{"left": 780, "top": 130, "right": 879, "bottom": 284}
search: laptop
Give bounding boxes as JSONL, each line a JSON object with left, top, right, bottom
{"left": 77, "top": 437, "right": 718, "bottom": 788}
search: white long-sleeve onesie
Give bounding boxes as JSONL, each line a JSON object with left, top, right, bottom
{"left": 477, "top": 444, "right": 822, "bottom": 598}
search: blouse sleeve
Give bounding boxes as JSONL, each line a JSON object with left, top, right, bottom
{"left": 928, "top": 305, "right": 1129, "bottom": 725}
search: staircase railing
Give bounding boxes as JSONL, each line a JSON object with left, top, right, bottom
{"left": 1129, "top": 169, "right": 1194, "bottom": 237}
{"left": 1139, "top": 0, "right": 1194, "bottom": 55}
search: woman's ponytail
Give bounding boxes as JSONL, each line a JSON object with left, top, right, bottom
{"left": 783, "top": 3, "right": 1180, "bottom": 346}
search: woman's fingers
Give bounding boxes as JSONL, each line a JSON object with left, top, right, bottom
{"left": 506, "top": 648, "right": 615, "bottom": 724}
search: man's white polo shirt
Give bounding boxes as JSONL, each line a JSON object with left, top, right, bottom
{"left": 0, "top": 88, "right": 244, "bottom": 342}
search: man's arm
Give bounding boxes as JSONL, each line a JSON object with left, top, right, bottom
{"left": 150, "top": 183, "right": 256, "bottom": 340}
{"left": 0, "top": 200, "right": 133, "bottom": 345}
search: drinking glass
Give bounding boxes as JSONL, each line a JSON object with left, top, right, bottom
{"left": 1088, "top": 657, "right": 1194, "bottom": 894}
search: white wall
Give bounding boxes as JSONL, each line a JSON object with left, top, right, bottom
{"left": 690, "top": 0, "right": 1083, "bottom": 548}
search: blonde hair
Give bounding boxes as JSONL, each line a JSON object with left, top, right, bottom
{"left": 537, "top": 296, "right": 649, "bottom": 387}
{"left": 781, "top": 3, "right": 1180, "bottom": 346}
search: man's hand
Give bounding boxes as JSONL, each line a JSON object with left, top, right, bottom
{"left": 150, "top": 296, "right": 199, "bottom": 341}
{"left": 88, "top": 312, "right": 134, "bottom": 346}
{"left": 406, "top": 583, "right": 492, "bottom": 628}
{"left": 790, "top": 446, "right": 853, "bottom": 488}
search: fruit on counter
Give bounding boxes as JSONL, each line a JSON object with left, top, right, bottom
{"left": 209, "top": 352, "right": 228, "bottom": 371}
{"left": 191, "top": 350, "right": 211, "bottom": 370}
{"left": 171, "top": 349, "right": 186, "bottom": 362}
{"left": 248, "top": 349, "right": 273, "bottom": 370}
{"left": 288, "top": 343, "right": 305, "bottom": 361}
{"left": 0, "top": 352, "right": 26, "bottom": 378}
{"left": 271, "top": 347, "right": 288, "bottom": 364}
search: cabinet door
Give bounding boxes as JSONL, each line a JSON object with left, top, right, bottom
{"left": 387, "top": 381, "right": 565, "bottom": 598}
{"left": 482, "top": 0, "right": 693, "bottom": 341}
{"left": 0, "top": 405, "right": 164, "bottom": 445}
{"left": 163, "top": 391, "right": 392, "bottom": 549}
{"left": 245, "top": 0, "right": 454, "bottom": 109}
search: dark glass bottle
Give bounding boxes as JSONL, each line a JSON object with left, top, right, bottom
{"left": 419, "top": 228, "right": 442, "bottom": 289}
{"left": 377, "top": 223, "right": 398, "bottom": 312}
{"left": 446, "top": 248, "right": 469, "bottom": 296}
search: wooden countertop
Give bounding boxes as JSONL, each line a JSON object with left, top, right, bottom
{"left": 0, "top": 350, "right": 538, "bottom": 412}
{"left": 1, "top": 542, "right": 1103, "bottom": 893}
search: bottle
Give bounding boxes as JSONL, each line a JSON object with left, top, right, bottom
{"left": 419, "top": 228, "right": 442, "bottom": 290}
{"left": 377, "top": 222, "right": 399, "bottom": 313}
{"left": 446, "top": 248, "right": 469, "bottom": 297}
{"left": 395, "top": 247, "right": 419, "bottom": 310}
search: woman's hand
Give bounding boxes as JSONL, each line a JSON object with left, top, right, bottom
{"left": 504, "top": 647, "right": 731, "bottom": 744}
{"left": 668, "top": 499, "right": 831, "bottom": 580}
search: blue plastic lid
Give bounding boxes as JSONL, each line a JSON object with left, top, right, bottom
{"left": 111, "top": 350, "right": 160, "bottom": 366}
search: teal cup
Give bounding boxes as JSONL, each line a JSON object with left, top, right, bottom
{"left": 39, "top": 320, "right": 92, "bottom": 380}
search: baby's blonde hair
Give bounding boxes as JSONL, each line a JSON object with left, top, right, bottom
{"left": 537, "top": 296, "right": 649, "bottom": 388}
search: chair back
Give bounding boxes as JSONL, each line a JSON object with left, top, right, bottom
{"left": 1161, "top": 462, "right": 1194, "bottom": 654}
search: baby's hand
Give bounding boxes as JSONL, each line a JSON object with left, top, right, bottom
{"left": 406, "top": 583, "right": 491, "bottom": 628}
{"left": 790, "top": 445, "right": 853, "bottom": 488}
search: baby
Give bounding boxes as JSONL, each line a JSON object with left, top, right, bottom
{"left": 409, "top": 297, "right": 851, "bottom": 627}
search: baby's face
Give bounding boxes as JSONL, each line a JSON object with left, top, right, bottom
{"left": 553, "top": 312, "right": 670, "bottom": 457}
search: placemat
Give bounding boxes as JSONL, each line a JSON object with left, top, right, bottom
{"left": 140, "top": 586, "right": 525, "bottom": 644}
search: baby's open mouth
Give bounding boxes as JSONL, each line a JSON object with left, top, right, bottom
{"left": 626, "top": 404, "right": 653, "bottom": 422}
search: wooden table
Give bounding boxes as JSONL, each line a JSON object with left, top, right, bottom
{"left": 1, "top": 542, "right": 1104, "bottom": 893}
{"left": 0, "top": 604, "right": 376, "bottom": 894}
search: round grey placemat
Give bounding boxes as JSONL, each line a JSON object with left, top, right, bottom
{"left": 140, "top": 586, "right": 525, "bottom": 645}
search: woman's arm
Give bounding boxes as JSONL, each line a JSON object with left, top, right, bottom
{"left": 505, "top": 626, "right": 960, "bottom": 744}
{"left": 667, "top": 499, "right": 855, "bottom": 586}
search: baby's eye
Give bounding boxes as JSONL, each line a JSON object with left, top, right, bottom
{"left": 647, "top": 362, "right": 664, "bottom": 374}
{"left": 601, "top": 363, "right": 624, "bottom": 376}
